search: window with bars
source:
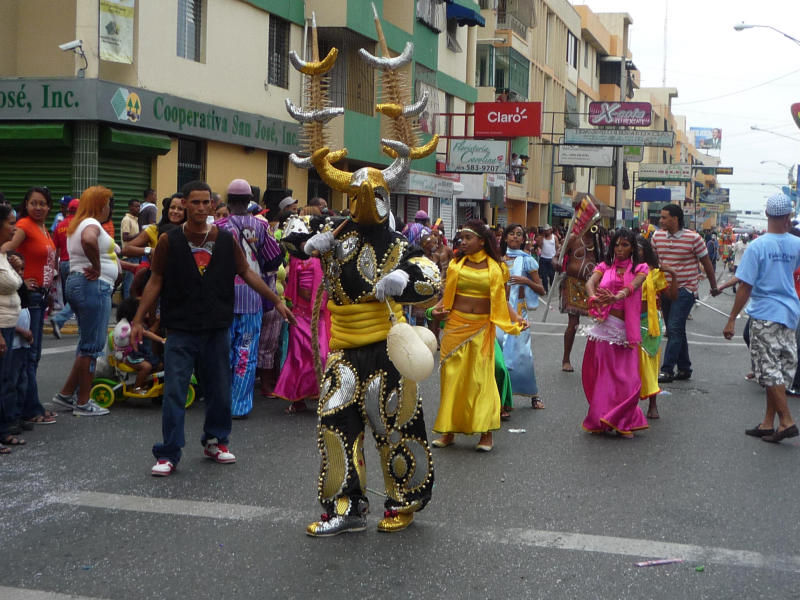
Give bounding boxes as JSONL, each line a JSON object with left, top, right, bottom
{"left": 267, "top": 153, "right": 287, "bottom": 191}
{"left": 416, "top": 0, "right": 443, "bottom": 33}
{"left": 177, "top": 0, "right": 202, "bottom": 62}
{"left": 177, "top": 138, "right": 205, "bottom": 190}
{"left": 268, "top": 15, "right": 290, "bottom": 89}
{"left": 318, "top": 32, "right": 374, "bottom": 116}
{"left": 446, "top": 18, "right": 463, "bottom": 53}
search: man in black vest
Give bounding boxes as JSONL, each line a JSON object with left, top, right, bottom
{"left": 131, "top": 180, "right": 295, "bottom": 477}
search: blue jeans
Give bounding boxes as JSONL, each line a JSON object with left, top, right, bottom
{"left": 22, "top": 291, "right": 47, "bottom": 419}
{"left": 122, "top": 257, "right": 140, "bottom": 299}
{"left": 539, "top": 257, "right": 555, "bottom": 293}
{"left": 52, "top": 261, "right": 75, "bottom": 328}
{"left": 153, "top": 328, "right": 232, "bottom": 465}
{"left": 66, "top": 273, "right": 112, "bottom": 360}
{"left": 0, "top": 327, "right": 16, "bottom": 435}
{"left": 660, "top": 287, "right": 696, "bottom": 375}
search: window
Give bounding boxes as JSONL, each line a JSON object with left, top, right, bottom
{"left": 177, "top": 138, "right": 205, "bottom": 190}
{"left": 566, "top": 31, "right": 578, "bottom": 69}
{"left": 415, "top": 65, "right": 439, "bottom": 135}
{"left": 446, "top": 19, "right": 463, "bottom": 53}
{"left": 177, "top": 0, "right": 202, "bottom": 62}
{"left": 478, "top": 0, "right": 495, "bottom": 9}
{"left": 268, "top": 16, "right": 290, "bottom": 89}
{"left": 497, "top": 0, "right": 535, "bottom": 38}
{"left": 318, "top": 31, "right": 374, "bottom": 116}
{"left": 494, "top": 47, "right": 529, "bottom": 100}
{"left": 584, "top": 40, "right": 589, "bottom": 68}
{"left": 416, "top": 0, "right": 442, "bottom": 33}
{"left": 267, "top": 153, "right": 287, "bottom": 191}
{"left": 476, "top": 44, "right": 494, "bottom": 87}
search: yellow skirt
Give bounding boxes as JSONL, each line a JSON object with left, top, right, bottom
{"left": 639, "top": 348, "right": 661, "bottom": 399}
{"left": 434, "top": 310, "right": 500, "bottom": 434}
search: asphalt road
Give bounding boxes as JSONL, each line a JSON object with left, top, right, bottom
{"left": 2, "top": 271, "right": 800, "bottom": 600}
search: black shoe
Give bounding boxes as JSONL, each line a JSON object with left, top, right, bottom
{"left": 745, "top": 425, "right": 775, "bottom": 437}
{"left": 674, "top": 370, "right": 692, "bottom": 380}
{"left": 658, "top": 372, "right": 674, "bottom": 383}
{"left": 762, "top": 424, "right": 799, "bottom": 443}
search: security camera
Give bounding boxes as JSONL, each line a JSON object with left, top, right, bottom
{"left": 59, "top": 40, "right": 83, "bottom": 52}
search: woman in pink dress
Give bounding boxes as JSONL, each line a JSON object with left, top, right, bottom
{"left": 582, "top": 228, "right": 649, "bottom": 438}
{"left": 273, "top": 254, "right": 329, "bottom": 413}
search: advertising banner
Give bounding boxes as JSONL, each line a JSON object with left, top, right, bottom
{"left": 446, "top": 138, "right": 509, "bottom": 173}
{"left": 565, "top": 128, "right": 674, "bottom": 147}
{"left": 557, "top": 145, "right": 614, "bottom": 167}
{"left": 699, "top": 188, "right": 730, "bottom": 203}
{"left": 623, "top": 145, "right": 644, "bottom": 162}
{"left": 588, "top": 101, "right": 652, "bottom": 127}
{"left": 473, "top": 102, "right": 542, "bottom": 138}
{"left": 99, "top": 0, "right": 135, "bottom": 64}
{"left": 638, "top": 163, "right": 692, "bottom": 181}
{"left": 690, "top": 127, "right": 722, "bottom": 150}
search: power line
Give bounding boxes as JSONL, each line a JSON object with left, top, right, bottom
{"left": 673, "top": 67, "right": 800, "bottom": 106}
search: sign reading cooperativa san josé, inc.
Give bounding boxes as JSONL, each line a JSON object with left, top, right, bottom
{"left": 565, "top": 128, "right": 675, "bottom": 147}
{"left": 0, "top": 78, "right": 300, "bottom": 152}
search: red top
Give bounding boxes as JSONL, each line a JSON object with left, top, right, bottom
{"left": 16, "top": 216, "right": 57, "bottom": 288}
{"left": 52, "top": 215, "right": 74, "bottom": 262}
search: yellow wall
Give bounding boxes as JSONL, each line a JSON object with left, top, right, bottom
{"left": 205, "top": 141, "right": 268, "bottom": 199}
{"left": 152, "top": 138, "right": 179, "bottom": 208}
{"left": 383, "top": 0, "right": 414, "bottom": 34}
{"left": 285, "top": 162, "right": 309, "bottom": 205}
{"left": 0, "top": 1, "right": 18, "bottom": 75}
{"left": 12, "top": 0, "right": 76, "bottom": 76}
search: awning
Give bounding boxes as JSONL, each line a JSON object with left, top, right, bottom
{"left": 100, "top": 127, "right": 172, "bottom": 156}
{"left": 0, "top": 123, "right": 71, "bottom": 148}
{"left": 552, "top": 204, "right": 574, "bottom": 218}
{"left": 446, "top": 0, "right": 485, "bottom": 27}
{"left": 597, "top": 203, "right": 616, "bottom": 218}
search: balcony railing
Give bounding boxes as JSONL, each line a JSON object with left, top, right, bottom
{"left": 497, "top": 11, "right": 527, "bottom": 38}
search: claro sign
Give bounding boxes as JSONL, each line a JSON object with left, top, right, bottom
{"left": 473, "top": 102, "right": 542, "bottom": 138}
{"left": 588, "top": 102, "right": 652, "bottom": 127}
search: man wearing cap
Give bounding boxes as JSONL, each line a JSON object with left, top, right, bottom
{"left": 279, "top": 196, "right": 299, "bottom": 214}
{"left": 50, "top": 195, "right": 72, "bottom": 233}
{"left": 652, "top": 203, "right": 718, "bottom": 383}
{"left": 403, "top": 210, "right": 430, "bottom": 246}
{"left": 724, "top": 193, "right": 800, "bottom": 443}
{"left": 539, "top": 224, "right": 558, "bottom": 294}
{"left": 216, "top": 178, "right": 284, "bottom": 418}
{"left": 49, "top": 198, "right": 80, "bottom": 338}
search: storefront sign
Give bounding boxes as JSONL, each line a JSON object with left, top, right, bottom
{"left": 473, "top": 102, "right": 542, "bottom": 138}
{"left": 588, "top": 102, "right": 651, "bottom": 127}
{"left": 100, "top": 0, "right": 135, "bottom": 64}
{"left": 557, "top": 145, "right": 614, "bottom": 167}
{"left": 699, "top": 188, "right": 730, "bottom": 203}
{"left": 0, "top": 78, "right": 300, "bottom": 152}
{"left": 715, "top": 166, "right": 734, "bottom": 175}
{"left": 395, "top": 171, "right": 455, "bottom": 197}
{"left": 623, "top": 145, "right": 644, "bottom": 162}
{"left": 565, "top": 128, "right": 674, "bottom": 147}
{"left": 445, "top": 138, "right": 509, "bottom": 174}
{"left": 638, "top": 163, "right": 692, "bottom": 182}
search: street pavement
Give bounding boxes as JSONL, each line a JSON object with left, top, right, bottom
{"left": 2, "top": 271, "right": 800, "bottom": 599}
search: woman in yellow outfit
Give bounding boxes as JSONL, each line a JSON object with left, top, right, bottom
{"left": 431, "top": 220, "right": 527, "bottom": 452}
{"left": 636, "top": 235, "right": 677, "bottom": 419}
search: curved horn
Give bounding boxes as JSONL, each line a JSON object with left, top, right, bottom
{"left": 311, "top": 148, "right": 354, "bottom": 194}
{"left": 288, "top": 47, "right": 339, "bottom": 76}
{"left": 377, "top": 92, "right": 429, "bottom": 120}
{"left": 285, "top": 99, "right": 344, "bottom": 124}
{"left": 290, "top": 149, "right": 348, "bottom": 171}
{"left": 358, "top": 41, "right": 413, "bottom": 71}
{"left": 380, "top": 140, "right": 410, "bottom": 188}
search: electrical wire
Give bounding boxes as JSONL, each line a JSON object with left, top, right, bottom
{"left": 673, "top": 67, "right": 800, "bottom": 106}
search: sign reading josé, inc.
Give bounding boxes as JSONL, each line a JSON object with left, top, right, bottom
{"left": 473, "top": 102, "right": 542, "bottom": 138}
{"left": 445, "top": 139, "right": 509, "bottom": 174}
{"left": 0, "top": 78, "right": 299, "bottom": 152}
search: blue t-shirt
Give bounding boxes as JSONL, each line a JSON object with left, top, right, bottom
{"left": 735, "top": 232, "right": 800, "bottom": 329}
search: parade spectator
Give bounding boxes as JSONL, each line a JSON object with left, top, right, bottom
{"left": 120, "top": 198, "right": 141, "bottom": 298}
{"left": 308, "top": 196, "right": 328, "bottom": 215}
{"left": 499, "top": 223, "right": 545, "bottom": 411}
{"left": 278, "top": 196, "right": 299, "bottom": 214}
{"left": 122, "top": 194, "right": 185, "bottom": 261}
{"left": 1, "top": 187, "right": 57, "bottom": 425}
{"left": 431, "top": 219, "right": 526, "bottom": 452}
{"left": 0, "top": 204, "right": 24, "bottom": 449}
{"left": 724, "top": 193, "right": 800, "bottom": 443}
{"left": 731, "top": 235, "right": 748, "bottom": 292}
{"left": 538, "top": 224, "right": 558, "bottom": 293}
{"left": 215, "top": 203, "right": 230, "bottom": 220}
{"left": 582, "top": 229, "right": 649, "bottom": 438}
{"left": 50, "top": 195, "right": 72, "bottom": 233}
{"left": 130, "top": 180, "right": 295, "bottom": 477}
{"left": 51, "top": 186, "right": 120, "bottom": 417}
{"left": 636, "top": 235, "right": 678, "bottom": 419}
{"left": 216, "top": 179, "right": 283, "bottom": 419}
{"left": 7, "top": 252, "right": 32, "bottom": 436}
{"left": 403, "top": 210, "right": 430, "bottom": 246}
{"left": 705, "top": 233, "right": 719, "bottom": 273}
{"left": 50, "top": 198, "right": 79, "bottom": 338}
{"left": 652, "top": 204, "right": 718, "bottom": 383}
{"left": 138, "top": 188, "right": 158, "bottom": 230}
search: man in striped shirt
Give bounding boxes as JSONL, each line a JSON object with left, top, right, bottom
{"left": 652, "top": 204, "right": 719, "bottom": 383}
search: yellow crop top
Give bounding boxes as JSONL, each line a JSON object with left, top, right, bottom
{"left": 455, "top": 264, "right": 490, "bottom": 298}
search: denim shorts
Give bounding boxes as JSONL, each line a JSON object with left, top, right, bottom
{"left": 66, "top": 273, "right": 113, "bottom": 359}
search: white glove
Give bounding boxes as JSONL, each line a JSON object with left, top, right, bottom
{"left": 375, "top": 270, "right": 410, "bottom": 301}
{"left": 304, "top": 231, "right": 335, "bottom": 255}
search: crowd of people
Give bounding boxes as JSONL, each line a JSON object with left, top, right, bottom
{"left": 1, "top": 185, "right": 798, "bottom": 498}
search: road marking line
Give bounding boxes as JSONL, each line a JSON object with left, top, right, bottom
{"left": 0, "top": 587, "right": 108, "bottom": 600}
{"left": 42, "top": 346, "right": 75, "bottom": 356}
{"left": 525, "top": 331, "right": 743, "bottom": 347}
{"left": 49, "top": 491, "right": 800, "bottom": 573}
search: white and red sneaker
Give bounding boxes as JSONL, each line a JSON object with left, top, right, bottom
{"left": 204, "top": 438, "right": 236, "bottom": 464}
{"left": 151, "top": 459, "right": 175, "bottom": 477}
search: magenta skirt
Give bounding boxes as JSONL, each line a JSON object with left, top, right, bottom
{"left": 581, "top": 316, "right": 648, "bottom": 435}
{"left": 273, "top": 299, "right": 329, "bottom": 403}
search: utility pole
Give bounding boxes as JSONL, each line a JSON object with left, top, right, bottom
{"left": 614, "top": 30, "right": 629, "bottom": 228}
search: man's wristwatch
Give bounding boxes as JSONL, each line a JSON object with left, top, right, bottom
{"left": 144, "top": 246, "right": 152, "bottom": 257}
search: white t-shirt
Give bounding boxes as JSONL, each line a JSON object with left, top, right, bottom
{"left": 733, "top": 240, "right": 747, "bottom": 266}
{"left": 540, "top": 236, "right": 557, "bottom": 259}
{"left": 68, "top": 218, "right": 120, "bottom": 286}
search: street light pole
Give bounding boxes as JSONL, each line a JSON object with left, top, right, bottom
{"left": 759, "top": 160, "right": 796, "bottom": 186}
{"left": 750, "top": 125, "right": 800, "bottom": 143}
{"left": 734, "top": 23, "right": 800, "bottom": 46}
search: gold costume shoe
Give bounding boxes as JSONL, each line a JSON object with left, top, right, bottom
{"left": 306, "top": 514, "right": 367, "bottom": 537}
{"left": 377, "top": 510, "right": 414, "bottom": 533}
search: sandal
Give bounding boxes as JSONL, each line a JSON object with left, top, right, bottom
{"left": 44, "top": 410, "right": 58, "bottom": 419}
{"left": 285, "top": 401, "right": 308, "bottom": 415}
{"left": 500, "top": 409, "right": 511, "bottom": 421}
{"left": 1, "top": 435, "right": 26, "bottom": 446}
{"left": 24, "top": 414, "right": 56, "bottom": 425}
{"left": 531, "top": 396, "right": 545, "bottom": 409}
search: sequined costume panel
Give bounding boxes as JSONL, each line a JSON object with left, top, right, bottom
{"left": 316, "top": 341, "right": 434, "bottom": 516}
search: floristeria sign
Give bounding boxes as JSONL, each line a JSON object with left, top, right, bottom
{"left": 445, "top": 138, "right": 510, "bottom": 174}
{"left": 589, "top": 102, "right": 652, "bottom": 127}
{"left": 473, "top": 102, "right": 542, "bottom": 138}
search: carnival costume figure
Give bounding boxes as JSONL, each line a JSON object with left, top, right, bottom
{"left": 284, "top": 10, "right": 441, "bottom": 536}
